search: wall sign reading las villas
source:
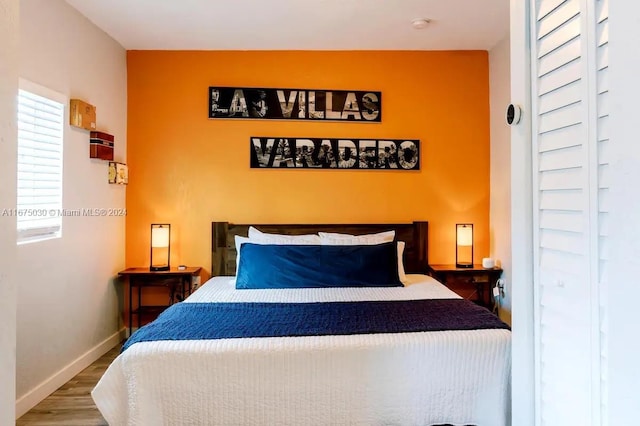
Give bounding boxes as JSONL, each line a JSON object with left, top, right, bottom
{"left": 209, "top": 87, "right": 381, "bottom": 122}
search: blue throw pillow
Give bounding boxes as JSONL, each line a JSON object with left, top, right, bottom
{"left": 236, "top": 242, "right": 402, "bottom": 289}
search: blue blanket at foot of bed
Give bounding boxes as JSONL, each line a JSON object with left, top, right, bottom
{"left": 122, "top": 298, "right": 510, "bottom": 352}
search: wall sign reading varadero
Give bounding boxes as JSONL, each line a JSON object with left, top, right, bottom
{"left": 209, "top": 87, "right": 381, "bottom": 122}
{"left": 251, "top": 137, "right": 420, "bottom": 170}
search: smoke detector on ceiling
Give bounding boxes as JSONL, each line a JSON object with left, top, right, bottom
{"left": 411, "top": 18, "right": 431, "bottom": 30}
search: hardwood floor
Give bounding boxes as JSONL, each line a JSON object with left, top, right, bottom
{"left": 16, "top": 343, "right": 121, "bottom": 426}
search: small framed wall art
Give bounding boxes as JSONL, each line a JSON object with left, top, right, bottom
{"left": 108, "top": 162, "right": 128, "bottom": 184}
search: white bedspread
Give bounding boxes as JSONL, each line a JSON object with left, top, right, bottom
{"left": 186, "top": 274, "right": 461, "bottom": 303}
{"left": 92, "top": 275, "right": 511, "bottom": 426}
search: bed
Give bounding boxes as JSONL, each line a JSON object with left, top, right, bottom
{"left": 92, "top": 221, "right": 511, "bottom": 425}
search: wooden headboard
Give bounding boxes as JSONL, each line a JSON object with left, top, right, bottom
{"left": 211, "top": 221, "right": 428, "bottom": 276}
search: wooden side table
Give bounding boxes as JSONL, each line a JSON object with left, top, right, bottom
{"left": 119, "top": 266, "right": 202, "bottom": 336}
{"left": 427, "top": 264, "right": 503, "bottom": 312}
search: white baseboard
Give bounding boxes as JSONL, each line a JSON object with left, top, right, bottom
{"left": 15, "top": 328, "right": 126, "bottom": 418}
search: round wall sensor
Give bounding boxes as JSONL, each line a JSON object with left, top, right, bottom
{"left": 506, "top": 103, "right": 522, "bottom": 125}
{"left": 411, "top": 18, "right": 431, "bottom": 30}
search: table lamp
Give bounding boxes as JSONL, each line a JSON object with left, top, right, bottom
{"left": 150, "top": 223, "right": 170, "bottom": 271}
{"left": 456, "top": 223, "right": 473, "bottom": 268}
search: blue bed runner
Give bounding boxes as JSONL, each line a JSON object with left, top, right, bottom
{"left": 122, "top": 299, "right": 510, "bottom": 352}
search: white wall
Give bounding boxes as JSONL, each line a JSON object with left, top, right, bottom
{"left": 0, "top": 0, "right": 19, "bottom": 423}
{"left": 489, "top": 35, "right": 512, "bottom": 324}
{"left": 607, "top": 1, "right": 640, "bottom": 423}
{"left": 16, "top": 0, "right": 127, "bottom": 415}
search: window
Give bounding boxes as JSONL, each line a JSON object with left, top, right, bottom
{"left": 16, "top": 81, "right": 65, "bottom": 244}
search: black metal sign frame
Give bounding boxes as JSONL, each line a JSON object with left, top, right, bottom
{"left": 209, "top": 87, "right": 381, "bottom": 122}
{"left": 250, "top": 137, "right": 420, "bottom": 170}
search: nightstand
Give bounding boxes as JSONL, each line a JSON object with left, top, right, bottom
{"left": 427, "top": 264, "right": 503, "bottom": 312}
{"left": 119, "top": 266, "right": 202, "bottom": 336}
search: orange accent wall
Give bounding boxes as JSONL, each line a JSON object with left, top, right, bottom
{"left": 126, "top": 50, "right": 489, "bottom": 278}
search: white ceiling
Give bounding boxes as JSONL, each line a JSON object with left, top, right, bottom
{"left": 64, "top": 0, "right": 510, "bottom": 51}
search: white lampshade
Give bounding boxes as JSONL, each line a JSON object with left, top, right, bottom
{"left": 456, "top": 223, "right": 473, "bottom": 268}
{"left": 151, "top": 225, "right": 170, "bottom": 248}
{"left": 457, "top": 225, "right": 473, "bottom": 246}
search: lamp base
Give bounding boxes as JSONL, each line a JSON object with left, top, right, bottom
{"left": 455, "top": 262, "right": 473, "bottom": 269}
{"left": 150, "top": 265, "right": 170, "bottom": 271}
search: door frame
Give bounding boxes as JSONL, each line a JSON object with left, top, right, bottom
{"left": 509, "top": 0, "right": 536, "bottom": 424}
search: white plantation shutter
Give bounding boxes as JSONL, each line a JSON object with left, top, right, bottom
{"left": 531, "top": 0, "right": 606, "bottom": 424}
{"left": 16, "top": 83, "right": 64, "bottom": 243}
{"left": 595, "top": 0, "right": 609, "bottom": 423}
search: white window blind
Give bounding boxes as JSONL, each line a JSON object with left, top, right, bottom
{"left": 16, "top": 83, "right": 64, "bottom": 244}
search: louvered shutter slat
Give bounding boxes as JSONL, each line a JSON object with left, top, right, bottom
{"left": 538, "top": 80, "right": 582, "bottom": 114}
{"left": 540, "top": 229, "right": 584, "bottom": 254}
{"left": 539, "top": 145, "right": 582, "bottom": 170}
{"left": 597, "top": 44, "right": 608, "bottom": 70}
{"left": 538, "top": 59, "right": 581, "bottom": 96}
{"left": 538, "top": 0, "right": 580, "bottom": 39}
{"left": 538, "top": 17, "right": 580, "bottom": 58}
{"left": 540, "top": 168, "right": 582, "bottom": 190}
{"left": 540, "top": 209, "right": 583, "bottom": 233}
{"left": 597, "top": 115, "right": 609, "bottom": 141}
{"left": 537, "top": 0, "right": 568, "bottom": 21}
{"left": 538, "top": 101, "right": 582, "bottom": 133}
{"left": 538, "top": 37, "right": 581, "bottom": 76}
{"left": 539, "top": 189, "right": 583, "bottom": 211}
{"left": 538, "top": 122, "right": 581, "bottom": 151}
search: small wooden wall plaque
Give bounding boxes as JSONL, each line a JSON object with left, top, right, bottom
{"left": 70, "top": 99, "right": 96, "bottom": 130}
{"left": 90, "top": 131, "right": 114, "bottom": 161}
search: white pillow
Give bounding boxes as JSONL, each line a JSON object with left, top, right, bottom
{"left": 248, "top": 226, "right": 321, "bottom": 244}
{"left": 234, "top": 231, "right": 321, "bottom": 274}
{"left": 317, "top": 230, "right": 395, "bottom": 245}
{"left": 234, "top": 235, "right": 251, "bottom": 272}
{"left": 396, "top": 241, "right": 408, "bottom": 285}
